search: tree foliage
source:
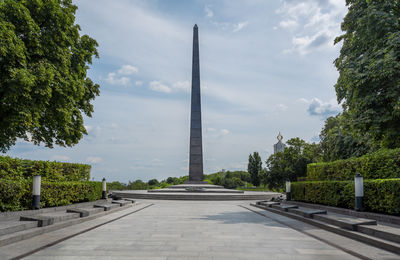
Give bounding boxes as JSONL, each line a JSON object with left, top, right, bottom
{"left": 0, "top": 0, "right": 99, "bottom": 152}
{"left": 319, "top": 113, "right": 372, "bottom": 161}
{"left": 247, "top": 152, "right": 262, "bottom": 186}
{"left": 334, "top": 0, "right": 400, "bottom": 149}
{"left": 263, "top": 138, "right": 321, "bottom": 189}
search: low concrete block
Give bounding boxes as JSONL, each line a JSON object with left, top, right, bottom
{"left": 0, "top": 220, "right": 38, "bottom": 236}
{"left": 112, "top": 200, "right": 130, "bottom": 206}
{"left": 20, "top": 216, "right": 54, "bottom": 227}
{"left": 93, "top": 204, "right": 119, "bottom": 211}
{"left": 67, "top": 208, "right": 90, "bottom": 218}
{"left": 288, "top": 208, "right": 327, "bottom": 218}
{"left": 313, "top": 214, "right": 377, "bottom": 231}
{"left": 271, "top": 204, "right": 298, "bottom": 212}
{"left": 123, "top": 198, "right": 135, "bottom": 203}
{"left": 258, "top": 201, "right": 280, "bottom": 207}
{"left": 358, "top": 224, "right": 400, "bottom": 244}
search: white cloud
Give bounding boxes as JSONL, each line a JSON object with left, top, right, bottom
{"left": 51, "top": 155, "right": 70, "bottom": 161}
{"left": 220, "top": 129, "right": 230, "bottom": 135}
{"left": 106, "top": 64, "right": 138, "bottom": 86}
{"left": 86, "top": 156, "right": 102, "bottom": 164}
{"left": 117, "top": 64, "right": 138, "bottom": 75}
{"left": 106, "top": 72, "right": 130, "bottom": 86}
{"left": 205, "top": 5, "right": 213, "bottom": 18}
{"left": 207, "top": 128, "right": 216, "bottom": 132}
{"left": 172, "top": 81, "right": 190, "bottom": 92}
{"left": 276, "top": 104, "right": 288, "bottom": 111}
{"left": 84, "top": 125, "right": 101, "bottom": 138}
{"left": 135, "top": 80, "right": 143, "bottom": 86}
{"left": 233, "top": 21, "right": 248, "bottom": 32}
{"left": 84, "top": 125, "right": 93, "bottom": 133}
{"left": 305, "top": 98, "right": 341, "bottom": 119}
{"left": 149, "top": 81, "right": 171, "bottom": 93}
{"left": 277, "top": 0, "right": 347, "bottom": 55}
{"left": 279, "top": 19, "right": 298, "bottom": 29}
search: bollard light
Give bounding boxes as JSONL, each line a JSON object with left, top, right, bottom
{"left": 102, "top": 177, "right": 107, "bottom": 199}
{"left": 32, "top": 175, "right": 41, "bottom": 210}
{"left": 354, "top": 173, "right": 364, "bottom": 211}
{"left": 286, "top": 180, "right": 291, "bottom": 201}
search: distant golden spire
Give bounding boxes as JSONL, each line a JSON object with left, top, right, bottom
{"left": 277, "top": 132, "right": 283, "bottom": 142}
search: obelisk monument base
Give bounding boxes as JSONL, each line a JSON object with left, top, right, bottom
{"left": 184, "top": 180, "right": 209, "bottom": 184}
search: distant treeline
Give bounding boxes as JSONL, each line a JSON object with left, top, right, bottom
{"left": 107, "top": 170, "right": 256, "bottom": 191}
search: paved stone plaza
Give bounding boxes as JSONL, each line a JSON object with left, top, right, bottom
{"left": 9, "top": 200, "right": 396, "bottom": 260}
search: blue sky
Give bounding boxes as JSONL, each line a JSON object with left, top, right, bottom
{"left": 6, "top": 0, "right": 347, "bottom": 182}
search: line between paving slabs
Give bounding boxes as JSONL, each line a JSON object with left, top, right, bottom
{"left": 239, "top": 205, "right": 370, "bottom": 260}
{"left": 10, "top": 203, "right": 154, "bottom": 260}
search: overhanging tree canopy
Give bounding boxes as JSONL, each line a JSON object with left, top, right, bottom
{"left": 334, "top": 0, "right": 400, "bottom": 149}
{"left": 0, "top": 0, "right": 99, "bottom": 152}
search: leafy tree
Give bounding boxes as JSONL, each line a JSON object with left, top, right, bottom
{"left": 247, "top": 152, "right": 262, "bottom": 186}
{"left": 263, "top": 138, "right": 321, "bottom": 189}
{"left": 147, "top": 179, "right": 159, "bottom": 186}
{"left": 127, "top": 180, "right": 147, "bottom": 190}
{"left": 166, "top": 177, "right": 175, "bottom": 184}
{"left": 320, "top": 113, "right": 372, "bottom": 161}
{"left": 334, "top": 0, "right": 400, "bottom": 149}
{"left": 0, "top": 0, "right": 99, "bottom": 152}
{"left": 108, "top": 181, "right": 126, "bottom": 191}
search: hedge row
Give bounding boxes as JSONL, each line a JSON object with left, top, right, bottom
{"left": 0, "top": 156, "right": 91, "bottom": 182}
{"left": 291, "top": 179, "right": 400, "bottom": 215}
{"left": 0, "top": 179, "right": 102, "bottom": 212}
{"left": 307, "top": 148, "right": 400, "bottom": 181}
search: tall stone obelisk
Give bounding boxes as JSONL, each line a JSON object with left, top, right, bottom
{"left": 188, "top": 24, "right": 205, "bottom": 183}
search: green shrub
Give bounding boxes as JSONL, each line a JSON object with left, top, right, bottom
{"left": 0, "top": 179, "right": 31, "bottom": 211}
{"left": 0, "top": 179, "right": 102, "bottom": 212}
{"left": 291, "top": 179, "right": 400, "bottom": 215}
{"left": 0, "top": 155, "right": 91, "bottom": 181}
{"left": 40, "top": 181, "right": 102, "bottom": 207}
{"left": 307, "top": 148, "right": 400, "bottom": 181}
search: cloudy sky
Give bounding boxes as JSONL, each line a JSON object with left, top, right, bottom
{"left": 6, "top": 0, "right": 347, "bottom": 183}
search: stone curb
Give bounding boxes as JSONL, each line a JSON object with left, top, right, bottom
{"left": 251, "top": 203, "right": 400, "bottom": 255}
{"left": 0, "top": 199, "right": 110, "bottom": 221}
{"left": 0, "top": 202, "right": 135, "bottom": 248}
{"left": 286, "top": 201, "right": 400, "bottom": 225}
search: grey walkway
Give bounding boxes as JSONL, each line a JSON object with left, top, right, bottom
{"left": 20, "top": 200, "right": 363, "bottom": 260}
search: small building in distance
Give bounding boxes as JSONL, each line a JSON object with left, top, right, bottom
{"left": 273, "top": 132, "right": 286, "bottom": 154}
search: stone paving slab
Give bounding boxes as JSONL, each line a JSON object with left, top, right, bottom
{"left": 313, "top": 213, "right": 377, "bottom": 231}
{"left": 288, "top": 207, "right": 327, "bottom": 218}
{"left": 0, "top": 220, "right": 38, "bottom": 236}
{"left": 20, "top": 200, "right": 361, "bottom": 260}
{"left": 0, "top": 203, "right": 151, "bottom": 259}
{"left": 271, "top": 204, "right": 298, "bottom": 211}
{"left": 246, "top": 205, "right": 400, "bottom": 260}
{"left": 357, "top": 223, "right": 400, "bottom": 244}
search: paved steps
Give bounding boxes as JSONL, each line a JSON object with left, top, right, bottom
{"left": 252, "top": 201, "right": 400, "bottom": 255}
{"left": 113, "top": 190, "right": 278, "bottom": 200}
{"left": 257, "top": 201, "right": 280, "bottom": 207}
{"left": 94, "top": 203, "right": 120, "bottom": 211}
{"left": 67, "top": 207, "right": 104, "bottom": 217}
{"left": 313, "top": 213, "right": 377, "bottom": 231}
{"left": 271, "top": 204, "right": 298, "bottom": 211}
{"left": 112, "top": 200, "right": 131, "bottom": 206}
{"left": 0, "top": 220, "right": 38, "bottom": 236}
{"left": 0, "top": 199, "right": 136, "bottom": 248}
{"left": 357, "top": 223, "right": 400, "bottom": 244}
{"left": 288, "top": 208, "right": 327, "bottom": 218}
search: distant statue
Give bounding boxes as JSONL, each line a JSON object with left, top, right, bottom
{"left": 273, "top": 132, "right": 285, "bottom": 154}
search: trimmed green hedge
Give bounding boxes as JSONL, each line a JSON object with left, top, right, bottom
{"left": 291, "top": 179, "right": 400, "bottom": 215}
{"left": 0, "top": 179, "right": 102, "bottom": 212}
{"left": 307, "top": 149, "right": 400, "bottom": 181}
{"left": 0, "top": 156, "right": 91, "bottom": 181}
